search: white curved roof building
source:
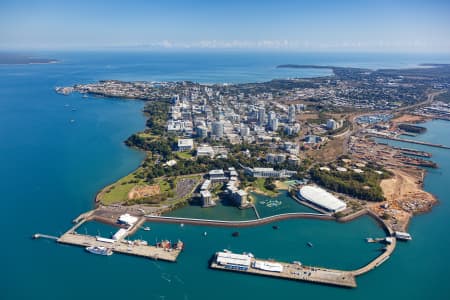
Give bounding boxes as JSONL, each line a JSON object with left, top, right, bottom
{"left": 297, "top": 185, "right": 347, "bottom": 213}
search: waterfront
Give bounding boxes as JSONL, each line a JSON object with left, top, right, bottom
{"left": 1, "top": 52, "right": 450, "bottom": 299}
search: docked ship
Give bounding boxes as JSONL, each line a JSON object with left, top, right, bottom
{"left": 85, "top": 246, "right": 113, "bottom": 256}
{"left": 157, "top": 239, "right": 184, "bottom": 251}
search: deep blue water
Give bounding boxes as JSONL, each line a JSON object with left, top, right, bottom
{"left": 1, "top": 52, "right": 450, "bottom": 299}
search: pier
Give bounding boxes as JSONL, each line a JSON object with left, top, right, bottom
{"left": 210, "top": 257, "right": 357, "bottom": 288}
{"left": 34, "top": 213, "right": 182, "bottom": 262}
{"left": 371, "top": 134, "right": 450, "bottom": 149}
{"left": 57, "top": 232, "right": 180, "bottom": 262}
{"left": 210, "top": 232, "right": 395, "bottom": 288}
{"left": 33, "top": 233, "right": 59, "bottom": 240}
{"left": 251, "top": 204, "right": 261, "bottom": 219}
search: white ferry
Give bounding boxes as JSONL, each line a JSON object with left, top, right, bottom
{"left": 85, "top": 246, "right": 113, "bottom": 256}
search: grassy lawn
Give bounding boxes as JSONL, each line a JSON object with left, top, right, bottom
{"left": 252, "top": 178, "right": 279, "bottom": 197}
{"left": 99, "top": 170, "right": 146, "bottom": 205}
{"left": 137, "top": 132, "right": 158, "bottom": 139}
{"left": 156, "top": 178, "right": 172, "bottom": 194}
{"left": 175, "top": 151, "right": 193, "bottom": 160}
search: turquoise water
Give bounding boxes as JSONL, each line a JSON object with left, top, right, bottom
{"left": 165, "top": 191, "right": 316, "bottom": 220}
{"left": 254, "top": 191, "right": 317, "bottom": 217}
{"left": 1, "top": 52, "right": 450, "bottom": 299}
{"left": 166, "top": 198, "right": 258, "bottom": 221}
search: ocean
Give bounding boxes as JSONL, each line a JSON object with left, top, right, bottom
{"left": 1, "top": 51, "right": 450, "bottom": 299}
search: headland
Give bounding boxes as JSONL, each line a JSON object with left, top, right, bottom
{"left": 40, "top": 62, "right": 450, "bottom": 288}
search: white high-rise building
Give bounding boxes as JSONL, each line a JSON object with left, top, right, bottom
{"left": 288, "top": 104, "right": 296, "bottom": 123}
{"left": 270, "top": 117, "right": 279, "bottom": 131}
{"left": 268, "top": 111, "right": 276, "bottom": 124}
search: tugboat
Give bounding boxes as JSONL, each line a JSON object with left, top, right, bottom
{"left": 232, "top": 231, "right": 240, "bottom": 237}
{"left": 85, "top": 246, "right": 113, "bottom": 256}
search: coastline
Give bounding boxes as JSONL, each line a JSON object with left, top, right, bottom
{"left": 49, "top": 62, "right": 449, "bottom": 291}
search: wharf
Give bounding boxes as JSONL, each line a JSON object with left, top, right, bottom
{"left": 210, "top": 258, "right": 357, "bottom": 288}
{"left": 58, "top": 232, "right": 180, "bottom": 262}
{"left": 371, "top": 134, "right": 450, "bottom": 149}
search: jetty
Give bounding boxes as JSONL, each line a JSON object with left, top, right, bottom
{"left": 57, "top": 232, "right": 180, "bottom": 261}
{"left": 210, "top": 255, "right": 357, "bottom": 288}
{"left": 33, "top": 233, "right": 59, "bottom": 240}
{"left": 34, "top": 212, "right": 183, "bottom": 262}
{"left": 371, "top": 134, "right": 450, "bottom": 149}
{"left": 209, "top": 232, "right": 395, "bottom": 288}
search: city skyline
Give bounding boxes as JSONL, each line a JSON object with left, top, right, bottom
{"left": 1, "top": 0, "right": 450, "bottom": 53}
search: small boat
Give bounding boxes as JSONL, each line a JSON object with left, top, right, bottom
{"left": 180, "top": 223, "right": 184, "bottom": 227}
{"left": 142, "top": 226, "right": 151, "bottom": 231}
{"left": 175, "top": 240, "right": 184, "bottom": 250}
{"left": 70, "top": 119, "right": 75, "bottom": 123}
{"left": 232, "top": 231, "right": 240, "bottom": 237}
{"left": 272, "top": 225, "right": 279, "bottom": 230}
{"left": 203, "top": 231, "right": 207, "bottom": 236}
{"left": 307, "top": 242, "right": 313, "bottom": 247}
{"left": 85, "top": 246, "right": 113, "bottom": 256}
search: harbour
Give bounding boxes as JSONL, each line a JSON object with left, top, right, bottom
{"left": 3, "top": 53, "right": 450, "bottom": 300}
{"left": 33, "top": 205, "right": 397, "bottom": 288}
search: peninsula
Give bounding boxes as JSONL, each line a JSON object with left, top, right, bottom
{"left": 46, "top": 63, "right": 450, "bottom": 287}
{"left": 0, "top": 53, "right": 58, "bottom": 65}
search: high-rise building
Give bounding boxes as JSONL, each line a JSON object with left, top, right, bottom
{"left": 258, "top": 107, "right": 266, "bottom": 126}
{"left": 268, "top": 111, "right": 276, "bottom": 124}
{"left": 212, "top": 121, "right": 224, "bottom": 138}
{"left": 240, "top": 124, "right": 250, "bottom": 136}
{"left": 288, "top": 104, "right": 296, "bottom": 123}
{"left": 270, "top": 117, "right": 279, "bottom": 131}
{"left": 196, "top": 126, "right": 208, "bottom": 138}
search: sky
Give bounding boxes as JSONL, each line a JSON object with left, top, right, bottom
{"left": 1, "top": 0, "right": 450, "bottom": 52}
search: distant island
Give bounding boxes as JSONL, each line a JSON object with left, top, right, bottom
{"left": 0, "top": 53, "right": 58, "bottom": 65}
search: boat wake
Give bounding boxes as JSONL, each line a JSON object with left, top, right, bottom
{"left": 161, "top": 273, "right": 171, "bottom": 283}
